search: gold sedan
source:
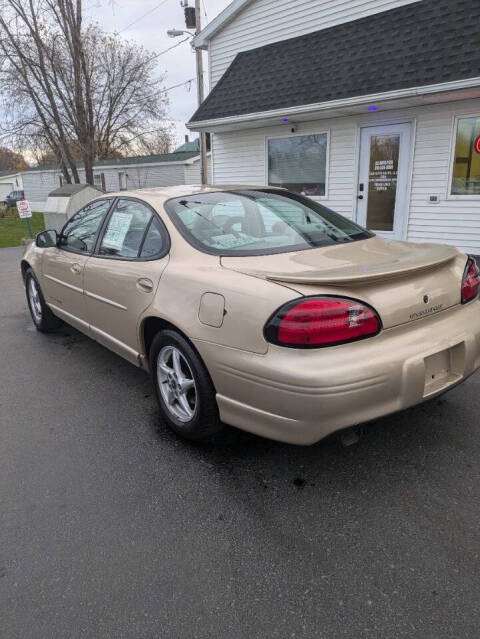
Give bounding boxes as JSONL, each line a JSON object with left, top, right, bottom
{"left": 22, "top": 186, "right": 480, "bottom": 445}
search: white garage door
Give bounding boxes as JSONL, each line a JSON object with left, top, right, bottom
{"left": 0, "top": 183, "right": 13, "bottom": 199}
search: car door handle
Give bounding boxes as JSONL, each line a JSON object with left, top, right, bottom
{"left": 70, "top": 263, "right": 82, "bottom": 274}
{"left": 136, "top": 278, "right": 154, "bottom": 293}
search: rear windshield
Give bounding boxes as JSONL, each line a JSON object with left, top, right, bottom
{"left": 164, "top": 189, "right": 373, "bottom": 256}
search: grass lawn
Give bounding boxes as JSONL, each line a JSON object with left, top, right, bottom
{"left": 0, "top": 212, "right": 45, "bottom": 249}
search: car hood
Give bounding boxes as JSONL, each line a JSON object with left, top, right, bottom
{"left": 221, "top": 236, "right": 467, "bottom": 329}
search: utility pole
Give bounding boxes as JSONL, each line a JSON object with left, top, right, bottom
{"left": 194, "top": 0, "right": 208, "bottom": 185}
{"left": 170, "top": 2, "right": 208, "bottom": 184}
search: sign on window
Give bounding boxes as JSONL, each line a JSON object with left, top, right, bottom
{"left": 452, "top": 116, "right": 480, "bottom": 195}
{"left": 366, "top": 134, "right": 400, "bottom": 232}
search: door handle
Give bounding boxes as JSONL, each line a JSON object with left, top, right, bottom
{"left": 357, "top": 195, "right": 364, "bottom": 200}
{"left": 136, "top": 278, "right": 154, "bottom": 293}
{"left": 70, "top": 263, "right": 82, "bottom": 274}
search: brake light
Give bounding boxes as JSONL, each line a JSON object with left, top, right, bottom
{"left": 264, "top": 296, "right": 381, "bottom": 348}
{"left": 461, "top": 257, "right": 480, "bottom": 304}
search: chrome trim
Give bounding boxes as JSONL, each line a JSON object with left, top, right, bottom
{"left": 44, "top": 273, "right": 83, "bottom": 294}
{"left": 85, "top": 290, "right": 127, "bottom": 311}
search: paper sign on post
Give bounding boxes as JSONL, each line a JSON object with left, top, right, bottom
{"left": 17, "top": 200, "right": 32, "bottom": 219}
{"left": 102, "top": 212, "right": 132, "bottom": 250}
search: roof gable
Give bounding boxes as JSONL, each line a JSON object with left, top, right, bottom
{"left": 193, "top": 0, "right": 255, "bottom": 49}
{"left": 190, "top": 0, "right": 480, "bottom": 124}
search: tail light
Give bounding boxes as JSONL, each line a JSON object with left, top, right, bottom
{"left": 264, "top": 296, "right": 381, "bottom": 348}
{"left": 461, "top": 257, "right": 480, "bottom": 304}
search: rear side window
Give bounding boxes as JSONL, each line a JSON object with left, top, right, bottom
{"left": 140, "top": 217, "right": 166, "bottom": 258}
{"left": 59, "top": 199, "right": 112, "bottom": 253}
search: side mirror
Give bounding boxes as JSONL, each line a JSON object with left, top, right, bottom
{"left": 36, "top": 229, "right": 58, "bottom": 248}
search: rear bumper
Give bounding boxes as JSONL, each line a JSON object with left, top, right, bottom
{"left": 193, "top": 300, "right": 480, "bottom": 445}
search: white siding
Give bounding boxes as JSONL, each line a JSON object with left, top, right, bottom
{"left": 113, "top": 164, "right": 186, "bottom": 191}
{"left": 208, "top": 0, "right": 421, "bottom": 87}
{"left": 0, "top": 173, "right": 22, "bottom": 189}
{"left": 22, "top": 171, "right": 62, "bottom": 211}
{"left": 211, "top": 98, "right": 480, "bottom": 254}
{"left": 407, "top": 101, "right": 480, "bottom": 252}
{"left": 212, "top": 121, "right": 357, "bottom": 218}
{"left": 184, "top": 155, "right": 213, "bottom": 184}
{"left": 22, "top": 163, "right": 188, "bottom": 211}
{"left": 0, "top": 183, "right": 14, "bottom": 199}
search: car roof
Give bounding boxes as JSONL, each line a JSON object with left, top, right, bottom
{"left": 101, "top": 184, "right": 285, "bottom": 201}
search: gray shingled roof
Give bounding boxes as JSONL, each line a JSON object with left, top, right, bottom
{"left": 0, "top": 170, "right": 20, "bottom": 177}
{"left": 174, "top": 139, "right": 200, "bottom": 153}
{"left": 48, "top": 184, "right": 102, "bottom": 197}
{"left": 93, "top": 150, "right": 199, "bottom": 167}
{"left": 190, "top": 0, "right": 480, "bottom": 123}
{"left": 24, "top": 150, "right": 199, "bottom": 173}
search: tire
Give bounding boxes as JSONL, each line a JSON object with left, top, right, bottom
{"left": 25, "top": 268, "right": 63, "bottom": 333}
{"left": 150, "top": 329, "right": 224, "bottom": 442}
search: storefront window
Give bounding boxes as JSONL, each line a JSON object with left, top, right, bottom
{"left": 268, "top": 133, "right": 327, "bottom": 196}
{"left": 452, "top": 116, "right": 480, "bottom": 195}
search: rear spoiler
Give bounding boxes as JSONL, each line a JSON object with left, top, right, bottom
{"left": 266, "top": 252, "right": 457, "bottom": 286}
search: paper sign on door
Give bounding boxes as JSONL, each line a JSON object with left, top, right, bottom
{"left": 102, "top": 212, "right": 132, "bottom": 250}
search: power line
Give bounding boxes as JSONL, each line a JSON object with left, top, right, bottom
{"left": 118, "top": 0, "right": 170, "bottom": 34}
{"left": 150, "top": 36, "right": 191, "bottom": 61}
{"left": 161, "top": 77, "right": 196, "bottom": 94}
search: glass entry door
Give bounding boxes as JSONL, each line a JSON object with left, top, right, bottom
{"left": 357, "top": 123, "right": 412, "bottom": 239}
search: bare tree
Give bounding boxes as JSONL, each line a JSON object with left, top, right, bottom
{"left": 0, "top": 0, "right": 173, "bottom": 185}
{"left": 0, "top": 146, "right": 28, "bottom": 170}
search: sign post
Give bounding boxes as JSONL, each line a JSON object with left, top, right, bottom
{"left": 16, "top": 200, "right": 33, "bottom": 238}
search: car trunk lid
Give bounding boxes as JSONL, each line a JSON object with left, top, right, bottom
{"left": 221, "top": 236, "right": 466, "bottom": 329}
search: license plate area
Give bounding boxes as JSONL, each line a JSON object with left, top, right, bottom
{"left": 423, "top": 343, "right": 464, "bottom": 398}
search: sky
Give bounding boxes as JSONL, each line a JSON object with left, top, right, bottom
{"left": 86, "top": 0, "right": 232, "bottom": 147}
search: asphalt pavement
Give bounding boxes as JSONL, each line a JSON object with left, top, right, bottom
{"left": 1, "top": 245, "right": 480, "bottom": 638}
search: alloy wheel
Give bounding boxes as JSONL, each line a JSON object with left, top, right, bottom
{"left": 28, "top": 278, "right": 42, "bottom": 323}
{"left": 157, "top": 345, "right": 197, "bottom": 422}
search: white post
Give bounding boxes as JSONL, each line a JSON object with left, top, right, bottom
{"left": 195, "top": 0, "right": 208, "bottom": 185}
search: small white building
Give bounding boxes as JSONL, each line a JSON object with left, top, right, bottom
{"left": 19, "top": 141, "right": 211, "bottom": 212}
{"left": 0, "top": 171, "right": 23, "bottom": 200}
{"left": 188, "top": 0, "right": 480, "bottom": 254}
{"left": 43, "top": 184, "right": 104, "bottom": 231}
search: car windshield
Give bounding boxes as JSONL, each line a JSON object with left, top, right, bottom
{"left": 164, "top": 189, "right": 373, "bottom": 256}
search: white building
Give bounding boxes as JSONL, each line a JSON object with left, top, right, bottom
{"left": 188, "top": 0, "right": 480, "bottom": 254}
{"left": 0, "top": 171, "right": 23, "bottom": 200}
{"left": 17, "top": 140, "right": 210, "bottom": 212}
